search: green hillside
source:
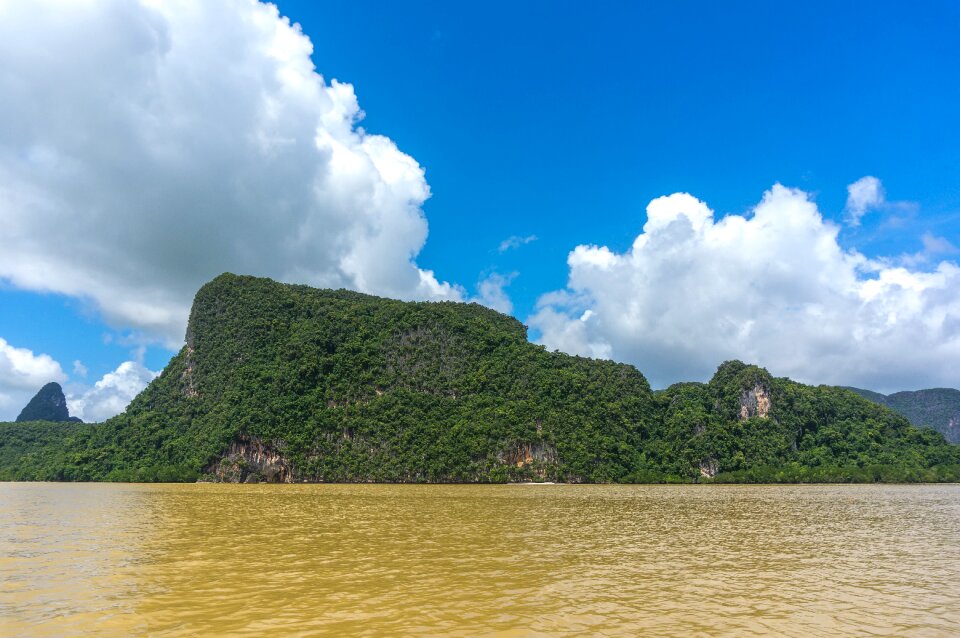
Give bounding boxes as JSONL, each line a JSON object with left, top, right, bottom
{"left": 1, "top": 274, "right": 957, "bottom": 483}
{"left": 845, "top": 387, "right": 960, "bottom": 444}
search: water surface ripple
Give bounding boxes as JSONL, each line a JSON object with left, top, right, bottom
{"left": 1, "top": 483, "right": 958, "bottom": 636}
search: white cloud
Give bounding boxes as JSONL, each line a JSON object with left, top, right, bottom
{"left": 473, "top": 272, "right": 516, "bottom": 314}
{"left": 67, "top": 361, "right": 159, "bottom": 423}
{"left": 0, "top": 338, "right": 66, "bottom": 420}
{"left": 72, "top": 360, "right": 88, "bottom": 378}
{"left": 845, "top": 176, "right": 885, "bottom": 225}
{"left": 0, "top": 0, "right": 459, "bottom": 348}
{"left": 498, "top": 235, "right": 538, "bottom": 252}
{"left": 920, "top": 232, "right": 958, "bottom": 256}
{"left": 530, "top": 184, "right": 960, "bottom": 393}
{"left": 901, "top": 232, "right": 959, "bottom": 267}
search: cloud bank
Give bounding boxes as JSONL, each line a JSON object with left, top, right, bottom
{"left": 0, "top": 335, "right": 156, "bottom": 422}
{"left": 68, "top": 361, "right": 159, "bottom": 423}
{"left": 0, "top": 0, "right": 458, "bottom": 347}
{"left": 531, "top": 184, "right": 960, "bottom": 392}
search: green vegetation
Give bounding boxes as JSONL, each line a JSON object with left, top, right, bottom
{"left": 657, "top": 361, "right": 959, "bottom": 483}
{"left": 1, "top": 274, "right": 957, "bottom": 483}
{"left": 846, "top": 387, "right": 960, "bottom": 444}
{"left": 0, "top": 421, "right": 90, "bottom": 480}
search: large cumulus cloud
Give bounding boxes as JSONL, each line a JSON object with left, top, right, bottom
{"left": 531, "top": 184, "right": 960, "bottom": 392}
{"left": 0, "top": 0, "right": 459, "bottom": 347}
{"left": 0, "top": 334, "right": 157, "bottom": 422}
{"left": 67, "top": 360, "right": 159, "bottom": 423}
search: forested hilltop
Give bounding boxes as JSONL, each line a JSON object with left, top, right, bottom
{"left": 1, "top": 273, "right": 958, "bottom": 483}
{"left": 845, "top": 387, "right": 960, "bottom": 444}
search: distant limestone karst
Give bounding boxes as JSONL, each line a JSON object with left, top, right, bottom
{"left": 845, "top": 387, "right": 960, "bottom": 444}
{"left": 16, "top": 382, "right": 83, "bottom": 423}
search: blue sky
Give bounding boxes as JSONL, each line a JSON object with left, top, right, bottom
{"left": 293, "top": 0, "right": 960, "bottom": 283}
{"left": 1, "top": 0, "right": 958, "bottom": 420}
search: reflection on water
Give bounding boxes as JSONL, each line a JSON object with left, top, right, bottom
{"left": 1, "top": 483, "right": 958, "bottom": 636}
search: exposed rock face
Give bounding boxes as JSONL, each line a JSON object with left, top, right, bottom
{"left": 739, "top": 384, "right": 771, "bottom": 420}
{"left": 207, "top": 435, "right": 291, "bottom": 483}
{"left": 16, "top": 382, "right": 79, "bottom": 423}
{"left": 180, "top": 346, "right": 199, "bottom": 398}
{"left": 498, "top": 441, "right": 558, "bottom": 478}
{"left": 938, "top": 415, "right": 960, "bottom": 445}
{"left": 699, "top": 457, "right": 719, "bottom": 478}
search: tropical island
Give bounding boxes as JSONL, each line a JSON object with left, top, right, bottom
{"left": 1, "top": 273, "right": 957, "bottom": 484}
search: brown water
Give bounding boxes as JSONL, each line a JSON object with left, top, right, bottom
{"left": 1, "top": 483, "right": 958, "bottom": 637}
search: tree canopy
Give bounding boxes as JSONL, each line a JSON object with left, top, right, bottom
{"left": 2, "top": 274, "right": 957, "bottom": 483}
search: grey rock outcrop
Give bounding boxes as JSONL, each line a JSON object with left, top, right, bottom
{"left": 739, "top": 383, "right": 771, "bottom": 420}
{"left": 207, "top": 435, "right": 292, "bottom": 483}
{"left": 16, "top": 382, "right": 81, "bottom": 423}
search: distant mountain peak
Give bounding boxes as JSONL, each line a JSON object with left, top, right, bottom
{"left": 15, "top": 382, "right": 82, "bottom": 423}
{"left": 845, "top": 386, "right": 960, "bottom": 444}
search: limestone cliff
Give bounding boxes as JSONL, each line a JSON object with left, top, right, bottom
{"left": 498, "top": 441, "right": 559, "bottom": 479}
{"left": 207, "top": 435, "right": 292, "bottom": 483}
{"left": 16, "top": 382, "right": 82, "bottom": 423}
{"left": 739, "top": 383, "right": 771, "bottom": 420}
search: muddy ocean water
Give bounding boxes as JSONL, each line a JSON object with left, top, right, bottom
{"left": 1, "top": 483, "right": 958, "bottom": 636}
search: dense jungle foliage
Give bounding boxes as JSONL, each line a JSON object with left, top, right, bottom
{"left": 846, "top": 387, "right": 960, "bottom": 444}
{"left": 1, "top": 274, "right": 958, "bottom": 483}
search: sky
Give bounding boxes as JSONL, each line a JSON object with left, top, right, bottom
{"left": 1, "top": 0, "right": 958, "bottom": 420}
